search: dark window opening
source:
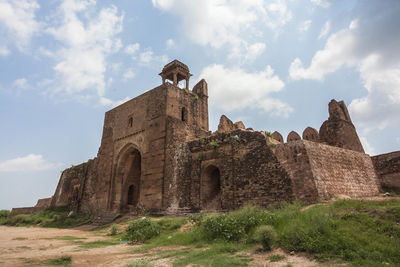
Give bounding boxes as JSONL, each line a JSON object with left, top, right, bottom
{"left": 181, "top": 107, "right": 187, "bottom": 122}
{"left": 127, "top": 185, "right": 135, "bottom": 205}
{"left": 128, "top": 117, "right": 133, "bottom": 127}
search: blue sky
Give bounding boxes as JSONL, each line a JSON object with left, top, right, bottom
{"left": 1, "top": 0, "right": 399, "bottom": 210}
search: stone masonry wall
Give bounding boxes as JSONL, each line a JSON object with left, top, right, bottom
{"left": 165, "top": 130, "right": 295, "bottom": 212}
{"left": 51, "top": 159, "right": 98, "bottom": 213}
{"left": 372, "top": 151, "right": 400, "bottom": 193}
{"left": 273, "top": 141, "right": 319, "bottom": 203}
{"left": 304, "top": 141, "right": 379, "bottom": 199}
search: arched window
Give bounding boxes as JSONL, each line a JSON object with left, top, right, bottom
{"left": 128, "top": 117, "right": 133, "bottom": 127}
{"left": 181, "top": 107, "right": 187, "bottom": 122}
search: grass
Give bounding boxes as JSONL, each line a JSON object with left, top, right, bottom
{"left": 0, "top": 207, "right": 91, "bottom": 228}
{"left": 124, "top": 199, "right": 400, "bottom": 267}
{"left": 12, "top": 237, "right": 27, "bottom": 240}
{"left": 53, "top": 236, "right": 87, "bottom": 241}
{"left": 151, "top": 243, "right": 251, "bottom": 267}
{"left": 79, "top": 239, "right": 120, "bottom": 249}
{"left": 269, "top": 254, "right": 285, "bottom": 262}
{"left": 124, "top": 258, "right": 154, "bottom": 267}
{"left": 43, "top": 255, "right": 72, "bottom": 266}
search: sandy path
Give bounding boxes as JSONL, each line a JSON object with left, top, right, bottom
{"left": 0, "top": 226, "right": 147, "bottom": 267}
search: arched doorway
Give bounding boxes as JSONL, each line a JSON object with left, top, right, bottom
{"left": 201, "top": 165, "right": 221, "bottom": 210}
{"left": 113, "top": 146, "right": 141, "bottom": 213}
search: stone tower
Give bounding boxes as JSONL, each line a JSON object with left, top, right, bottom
{"left": 319, "top": 99, "right": 364, "bottom": 153}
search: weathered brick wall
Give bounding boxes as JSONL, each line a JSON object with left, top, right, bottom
{"left": 273, "top": 141, "right": 319, "bottom": 203}
{"left": 304, "top": 141, "right": 379, "bottom": 199}
{"left": 166, "top": 130, "right": 294, "bottom": 212}
{"left": 97, "top": 85, "right": 168, "bottom": 212}
{"left": 35, "top": 197, "right": 52, "bottom": 208}
{"left": 51, "top": 162, "right": 89, "bottom": 210}
{"left": 51, "top": 159, "right": 98, "bottom": 213}
{"left": 372, "top": 151, "right": 400, "bottom": 193}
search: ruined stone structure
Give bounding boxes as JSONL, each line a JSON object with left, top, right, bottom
{"left": 12, "top": 60, "right": 400, "bottom": 219}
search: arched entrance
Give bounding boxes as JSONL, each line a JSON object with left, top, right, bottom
{"left": 112, "top": 146, "right": 141, "bottom": 213}
{"left": 201, "top": 165, "right": 221, "bottom": 210}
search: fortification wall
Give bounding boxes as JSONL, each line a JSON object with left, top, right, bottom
{"left": 372, "top": 151, "right": 400, "bottom": 193}
{"left": 304, "top": 141, "right": 379, "bottom": 199}
{"left": 165, "top": 130, "right": 294, "bottom": 212}
{"left": 51, "top": 159, "right": 98, "bottom": 213}
{"left": 273, "top": 141, "right": 319, "bottom": 203}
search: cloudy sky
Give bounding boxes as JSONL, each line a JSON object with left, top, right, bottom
{"left": 1, "top": 0, "right": 399, "bottom": 210}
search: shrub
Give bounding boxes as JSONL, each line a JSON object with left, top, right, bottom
{"left": 200, "top": 206, "right": 271, "bottom": 242}
{"left": 110, "top": 224, "right": 119, "bottom": 235}
{"left": 253, "top": 225, "right": 277, "bottom": 251}
{"left": 124, "top": 218, "right": 161, "bottom": 243}
{"left": 0, "top": 210, "right": 10, "bottom": 218}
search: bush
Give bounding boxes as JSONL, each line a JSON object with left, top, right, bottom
{"left": 200, "top": 206, "right": 271, "bottom": 242}
{"left": 110, "top": 224, "right": 119, "bottom": 235}
{"left": 124, "top": 218, "right": 161, "bottom": 243}
{"left": 253, "top": 225, "right": 277, "bottom": 251}
{"left": 0, "top": 210, "right": 10, "bottom": 218}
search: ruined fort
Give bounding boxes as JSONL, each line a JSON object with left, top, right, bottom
{"left": 12, "top": 60, "right": 400, "bottom": 220}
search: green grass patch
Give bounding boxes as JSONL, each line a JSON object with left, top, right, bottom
{"left": 269, "top": 254, "right": 285, "bottom": 262}
{"left": 0, "top": 208, "right": 91, "bottom": 228}
{"left": 16, "top": 246, "right": 31, "bottom": 249}
{"left": 43, "top": 255, "right": 72, "bottom": 266}
{"left": 152, "top": 243, "right": 251, "bottom": 267}
{"left": 124, "top": 258, "right": 154, "bottom": 267}
{"left": 79, "top": 239, "right": 119, "bottom": 249}
{"left": 12, "top": 237, "right": 27, "bottom": 240}
{"left": 127, "top": 200, "right": 400, "bottom": 266}
{"left": 54, "top": 236, "right": 87, "bottom": 241}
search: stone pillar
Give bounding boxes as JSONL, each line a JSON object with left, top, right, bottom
{"left": 173, "top": 72, "right": 177, "bottom": 86}
{"left": 186, "top": 78, "right": 189, "bottom": 89}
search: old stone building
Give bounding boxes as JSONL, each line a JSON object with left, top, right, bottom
{"left": 11, "top": 60, "right": 400, "bottom": 219}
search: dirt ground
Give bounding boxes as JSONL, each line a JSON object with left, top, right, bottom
{"left": 0, "top": 225, "right": 322, "bottom": 267}
{"left": 0, "top": 225, "right": 159, "bottom": 267}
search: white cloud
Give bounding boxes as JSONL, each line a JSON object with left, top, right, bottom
{"left": 289, "top": 1, "right": 400, "bottom": 131}
{"left": 299, "top": 20, "right": 312, "bottom": 33}
{"left": 311, "top": 0, "right": 330, "bottom": 8}
{"left": 0, "top": 0, "right": 40, "bottom": 50}
{"left": 152, "top": 0, "right": 291, "bottom": 61}
{"left": 99, "top": 96, "right": 130, "bottom": 107}
{"left": 317, "top": 20, "right": 331, "bottom": 40}
{"left": 359, "top": 136, "right": 375, "bottom": 155}
{"left": 289, "top": 23, "right": 357, "bottom": 81}
{"left": 0, "top": 154, "right": 62, "bottom": 172}
{"left": 46, "top": 0, "right": 123, "bottom": 98}
{"left": 123, "top": 68, "right": 135, "bottom": 80}
{"left": 0, "top": 45, "right": 10, "bottom": 56}
{"left": 199, "top": 64, "right": 291, "bottom": 117}
{"left": 166, "top": 38, "right": 175, "bottom": 49}
{"left": 12, "top": 78, "right": 29, "bottom": 89}
{"left": 139, "top": 48, "right": 168, "bottom": 67}
{"left": 124, "top": 43, "right": 140, "bottom": 55}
